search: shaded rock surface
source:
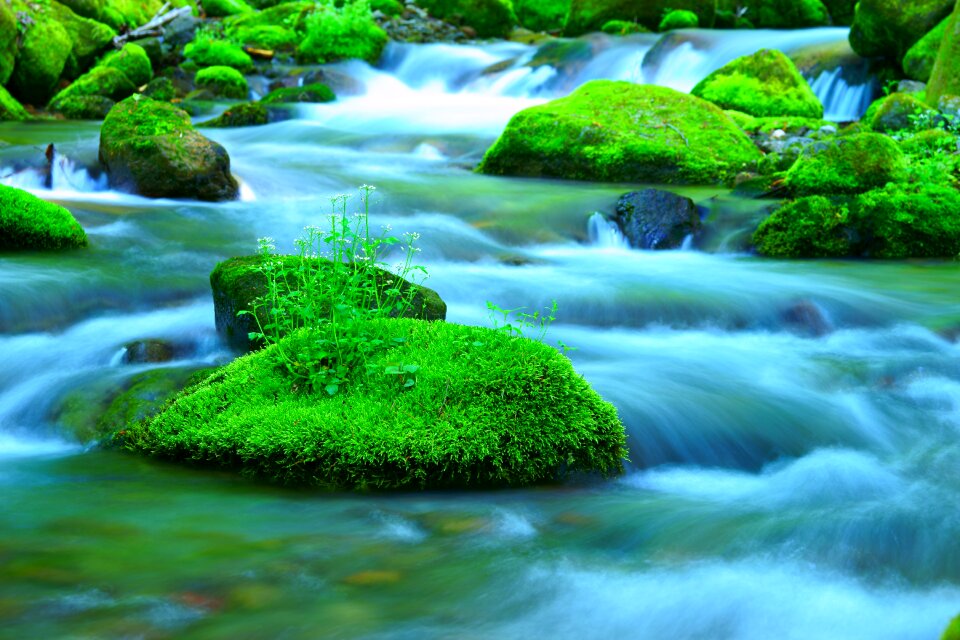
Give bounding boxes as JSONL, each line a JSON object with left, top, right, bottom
{"left": 613, "top": 189, "right": 702, "bottom": 250}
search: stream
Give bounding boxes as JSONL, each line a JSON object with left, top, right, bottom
{"left": 1, "top": 29, "right": 959, "bottom": 639}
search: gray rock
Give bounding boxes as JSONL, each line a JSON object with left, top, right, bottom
{"left": 898, "top": 79, "right": 927, "bottom": 94}
{"left": 613, "top": 188, "right": 702, "bottom": 250}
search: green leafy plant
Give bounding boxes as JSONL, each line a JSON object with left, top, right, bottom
{"left": 243, "top": 185, "right": 426, "bottom": 395}
{"left": 486, "top": 300, "right": 575, "bottom": 355}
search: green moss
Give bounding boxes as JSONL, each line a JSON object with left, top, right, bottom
{"left": 853, "top": 183, "right": 960, "bottom": 258}
{"left": 259, "top": 82, "right": 335, "bottom": 104}
{"left": 0, "top": 85, "right": 30, "bottom": 121}
{"left": 369, "top": 0, "right": 404, "bottom": 16}
{"left": 867, "top": 93, "right": 937, "bottom": 133}
{"left": 849, "top": 0, "right": 953, "bottom": 62}
{"left": 296, "top": 1, "right": 388, "bottom": 64}
{"left": 232, "top": 25, "right": 299, "bottom": 50}
{"left": 50, "top": 94, "right": 116, "bottom": 119}
{"left": 184, "top": 38, "right": 254, "bottom": 72}
{"left": 117, "top": 318, "right": 627, "bottom": 490}
{"left": 601, "top": 19, "right": 649, "bottom": 35}
{"left": 821, "top": 0, "right": 856, "bottom": 25}
{"left": 753, "top": 196, "right": 851, "bottom": 258}
{"left": 99, "top": 43, "right": 153, "bottom": 87}
{"left": 224, "top": 1, "right": 316, "bottom": 36}
{"left": 942, "top": 615, "right": 960, "bottom": 640}
{"left": 659, "top": 9, "right": 699, "bottom": 31}
{"left": 195, "top": 66, "right": 249, "bottom": 99}
{"left": 0, "top": 0, "right": 18, "bottom": 85}
{"left": 899, "top": 128, "right": 956, "bottom": 155}
{"left": 478, "top": 80, "right": 762, "bottom": 185}
{"left": 50, "top": 67, "right": 137, "bottom": 105}
{"left": 416, "top": 0, "right": 517, "bottom": 38}
{"left": 514, "top": 0, "right": 569, "bottom": 32}
{"left": 927, "top": 0, "right": 960, "bottom": 107}
{"left": 565, "top": 0, "right": 715, "bottom": 35}
{"left": 692, "top": 49, "right": 823, "bottom": 119}
{"left": 785, "top": 133, "right": 907, "bottom": 196}
{"left": 205, "top": 0, "right": 255, "bottom": 17}
{"left": 203, "top": 101, "right": 268, "bottom": 127}
{"left": 903, "top": 17, "right": 948, "bottom": 82}
{"left": 142, "top": 77, "right": 177, "bottom": 102}
{"left": 210, "top": 254, "right": 447, "bottom": 350}
{"left": 0, "top": 184, "right": 88, "bottom": 251}
{"left": 8, "top": 12, "right": 72, "bottom": 105}
{"left": 99, "top": 96, "right": 240, "bottom": 200}
{"left": 53, "top": 2, "right": 117, "bottom": 79}
{"left": 738, "top": 0, "right": 830, "bottom": 28}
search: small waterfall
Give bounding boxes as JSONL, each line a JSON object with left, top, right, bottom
{"left": 810, "top": 67, "right": 876, "bottom": 122}
{"left": 586, "top": 212, "right": 630, "bottom": 250}
{"left": 1, "top": 150, "right": 107, "bottom": 194}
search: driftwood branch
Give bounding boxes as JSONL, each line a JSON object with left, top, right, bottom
{"left": 112, "top": 4, "right": 192, "bottom": 48}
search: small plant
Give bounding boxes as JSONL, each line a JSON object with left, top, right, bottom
{"left": 243, "top": 185, "right": 426, "bottom": 395}
{"left": 486, "top": 300, "right": 575, "bottom": 355}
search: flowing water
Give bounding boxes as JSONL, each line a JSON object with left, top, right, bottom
{"left": 1, "top": 30, "right": 958, "bottom": 639}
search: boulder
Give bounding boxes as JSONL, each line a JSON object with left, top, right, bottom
{"left": 194, "top": 66, "right": 249, "bottom": 99}
{"left": 613, "top": 189, "right": 702, "bottom": 250}
{"left": 205, "top": 0, "right": 255, "bottom": 17}
{"left": 659, "top": 9, "right": 699, "bottom": 31}
{"left": 903, "top": 17, "right": 948, "bottom": 82}
{"left": 781, "top": 300, "right": 833, "bottom": 336}
{"left": 202, "top": 102, "right": 269, "bottom": 127}
{"left": 821, "top": 0, "right": 857, "bottom": 25}
{"left": 849, "top": 0, "right": 953, "bottom": 62}
{"left": 853, "top": 184, "right": 960, "bottom": 259}
{"left": 415, "top": 0, "right": 517, "bottom": 38}
{"left": 477, "top": 81, "right": 762, "bottom": 185}
{"left": 753, "top": 196, "right": 851, "bottom": 258}
{"left": 115, "top": 317, "right": 627, "bottom": 490}
{"left": 259, "top": 83, "right": 335, "bottom": 104}
{"left": 121, "top": 339, "right": 177, "bottom": 364}
{"left": 0, "top": 85, "right": 29, "bottom": 121}
{"left": 784, "top": 133, "right": 907, "bottom": 196}
{"left": 867, "top": 93, "right": 939, "bottom": 133}
{"left": 50, "top": 95, "right": 116, "bottom": 120}
{"left": 564, "top": 0, "right": 715, "bottom": 35}
{"left": 514, "top": 0, "right": 570, "bottom": 32}
{"left": 927, "top": 0, "right": 960, "bottom": 107}
{"left": 99, "top": 96, "right": 240, "bottom": 201}
{"left": 0, "top": 184, "right": 88, "bottom": 251}
{"left": 210, "top": 255, "right": 448, "bottom": 351}
{"left": 184, "top": 38, "right": 254, "bottom": 72}
{"left": 691, "top": 49, "right": 824, "bottom": 119}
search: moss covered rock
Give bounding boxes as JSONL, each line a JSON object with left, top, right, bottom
{"left": 565, "top": 0, "right": 715, "bottom": 35}
{"left": 514, "top": 0, "right": 570, "bottom": 32}
{"left": 692, "top": 49, "right": 823, "bottom": 119}
{"left": 416, "top": 0, "right": 517, "bottom": 38}
{"left": 117, "top": 318, "right": 627, "bottom": 490}
{"left": 210, "top": 254, "right": 448, "bottom": 350}
{"left": 50, "top": 94, "right": 116, "bottom": 119}
{"left": 785, "top": 133, "right": 907, "bottom": 196}
{"left": 99, "top": 95, "right": 239, "bottom": 200}
{"left": 854, "top": 183, "right": 960, "bottom": 258}
{"left": 259, "top": 82, "right": 335, "bottom": 104}
{"left": 0, "top": 0, "right": 17, "bottom": 86}
{"left": 849, "top": 0, "right": 953, "bottom": 62}
{"left": 184, "top": 38, "right": 253, "bottom": 72}
{"left": 296, "top": 1, "right": 388, "bottom": 64}
{"left": 0, "top": 85, "right": 30, "bottom": 121}
{"left": 194, "top": 65, "right": 249, "bottom": 99}
{"left": 903, "top": 17, "right": 948, "bottom": 82}
{"left": 0, "top": 184, "right": 88, "bottom": 251}
{"left": 732, "top": 0, "right": 830, "bottom": 29}
{"left": 478, "top": 80, "right": 762, "bottom": 185}
{"left": 203, "top": 101, "right": 268, "bottom": 127}
{"left": 224, "top": 1, "right": 315, "bottom": 36}
{"left": 232, "top": 25, "right": 299, "bottom": 50}
{"left": 100, "top": 43, "right": 153, "bottom": 86}
{"left": 659, "top": 9, "right": 699, "bottom": 31}
{"left": 927, "top": 0, "right": 960, "bottom": 108}
{"left": 601, "top": 19, "right": 649, "bottom": 35}
{"left": 205, "top": 0, "right": 255, "bottom": 17}
{"left": 754, "top": 196, "right": 851, "bottom": 258}
{"left": 49, "top": 68, "right": 136, "bottom": 108}
{"left": 867, "top": 93, "right": 937, "bottom": 133}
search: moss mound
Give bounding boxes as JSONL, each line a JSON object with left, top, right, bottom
{"left": 903, "top": 17, "right": 948, "bottom": 82}
{"left": 478, "top": 80, "right": 762, "bottom": 185}
{"left": 117, "top": 318, "right": 627, "bottom": 490}
{"left": 203, "top": 102, "right": 269, "bottom": 127}
{"left": 296, "top": 1, "right": 388, "bottom": 64}
{"left": 206, "top": 0, "right": 255, "bottom": 17}
{"left": 849, "top": 0, "right": 953, "bottom": 62}
{"left": 99, "top": 96, "right": 239, "bottom": 201}
{"left": 601, "top": 19, "right": 649, "bottom": 35}
{"left": 224, "top": 1, "right": 315, "bottom": 36}
{"left": 47, "top": 42, "right": 152, "bottom": 115}
{"left": 0, "top": 184, "right": 88, "bottom": 251}
{"left": 184, "top": 38, "right": 254, "bottom": 72}
{"left": 565, "top": 0, "right": 715, "bottom": 35}
{"left": 50, "top": 67, "right": 136, "bottom": 105}
{"left": 733, "top": 0, "right": 830, "bottom": 29}
{"left": 260, "top": 82, "right": 335, "bottom": 104}
{"left": 50, "top": 94, "right": 116, "bottom": 119}
{"left": 210, "top": 254, "right": 447, "bottom": 350}
{"left": 100, "top": 43, "right": 153, "bottom": 86}
{"left": 867, "top": 93, "right": 937, "bottom": 133}
{"left": 416, "top": 0, "right": 517, "bottom": 38}
{"left": 0, "top": 85, "right": 29, "bottom": 121}
{"left": 754, "top": 196, "right": 851, "bottom": 258}
{"left": 659, "top": 10, "right": 699, "bottom": 31}
{"left": 233, "top": 25, "right": 299, "bottom": 50}
{"left": 691, "top": 49, "right": 823, "bottom": 119}
{"left": 195, "top": 66, "right": 249, "bottom": 99}
{"left": 927, "top": 0, "right": 960, "bottom": 107}
{"left": 854, "top": 183, "right": 960, "bottom": 258}
{"left": 785, "top": 133, "right": 907, "bottom": 196}
{"left": 514, "top": 0, "right": 570, "bottom": 32}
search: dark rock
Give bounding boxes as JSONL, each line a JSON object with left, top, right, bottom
{"left": 613, "top": 188, "right": 703, "bottom": 250}
{"left": 780, "top": 299, "right": 833, "bottom": 336}
{"left": 121, "top": 339, "right": 178, "bottom": 364}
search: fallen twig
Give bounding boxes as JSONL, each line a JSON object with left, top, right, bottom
{"left": 112, "top": 4, "right": 192, "bottom": 48}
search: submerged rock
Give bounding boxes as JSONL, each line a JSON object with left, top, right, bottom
{"left": 49, "top": 43, "right": 154, "bottom": 117}
{"left": 613, "top": 189, "right": 702, "bottom": 250}
{"left": 99, "top": 96, "right": 240, "bottom": 201}
{"left": 477, "top": 80, "right": 761, "bottom": 185}
{"left": 0, "top": 184, "right": 88, "bottom": 251}
{"left": 259, "top": 83, "right": 335, "bottom": 104}
{"left": 121, "top": 339, "right": 178, "bottom": 364}
{"left": 194, "top": 66, "right": 249, "bottom": 99}
{"left": 780, "top": 300, "right": 833, "bottom": 337}
{"left": 0, "top": 85, "right": 29, "bottom": 121}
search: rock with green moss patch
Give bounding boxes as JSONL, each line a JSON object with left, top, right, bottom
{"left": 259, "top": 82, "right": 335, "bottom": 104}
{"left": 753, "top": 196, "right": 851, "bottom": 258}
{"left": 854, "top": 183, "right": 960, "bottom": 258}
{"left": 927, "top": 0, "right": 960, "bottom": 108}
{"left": 116, "top": 318, "right": 627, "bottom": 490}
{"left": 659, "top": 9, "right": 699, "bottom": 31}
{"left": 785, "top": 133, "right": 907, "bottom": 196}
{"left": 0, "top": 0, "right": 17, "bottom": 85}
{"left": 184, "top": 38, "right": 254, "bottom": 72}
{"left": 943, "top": 615, "right": 960, "bottom": 640}
{"left": 0, "top": 184, "right": 88, "bottom": 251}
{"left": 224, "top": 1, "right": 315, "bottom": 35}
{"left": 8, "top": 12, "right": 73, "bottom": 105}
{"left": 232, "top": 25, "right": 299, "bottom": 50}
{"left": 195, "top": 66, "right": 249, "bottom": 99}
{"left": 601, "top": 19, "right": 648, "bottom": 35}
{"left": 99, "top": 43, "right": 153, "bottom": 86}
{"left": 514, "top": 0, "right": 570, "bottom": 32}
{"left": 733, "top": 0, "right": 830, "bottom": 29}
{"left": 478, "top": 80, "right": 762, "bottom": 185}
{"left": 49, "top": 67, "right": 137, "bottom": 109}
{"left": 210, "top": 254, "right": 448, "bottom": 350}
{"left": 142, "top": 77, "right": 178, "bottom": 101}
{"left": 51, "top": 94, "right": 116, "bottom": 119}
{"left": 415, "top": 0, "right": 517, "bottom": 38}
{"left": 565, "top": 0, "right": 715, "bottom": 35}
{"left": 692, "top": 49, "right": 823, "bottom": 119}
{"left": 296, "top": 1, "right": 388, "bottom": 64}
{"left": 203, "top": 102, "right": 268, "bottom": 127}
{"left": 0, "top": 85, "right": 29, "bottom": 121}
{"left": 205, "top": 0, "right": 254, "bottom": 17}
{"left": 849, "top": 0, "right": 953, "bottom": 62}
{"left": 99, "top": 95, "right": 239, "bottom": 200}
{"left": 867, "top": 93, "right": 938, "bottom": 133}
{"left": 903, "top": 17, "right": 948, "bottom": 82}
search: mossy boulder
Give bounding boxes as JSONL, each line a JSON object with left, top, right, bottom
{"left": 601, "top": 19, "right": 649, "bottom": 35}
{"left": 731, "top": 0, "right": 830, "bottom": 29}
{"left": 194, "top": 66, "right": 249, "bottom": 99}
{"left": 659, "top": 9, "right": 699, "bottom": 31}
{"left": 49, "top": 68, "right": 137, "bottom": 109}
{"left": 116, "top": 318, "right": 627, "bottom": 490}
{"left": 205, "top": 0, "right": 255, "bottom": 17}
{"left": 691, "top": 49, "right": 823, "bottom": 119}
{"left": 927, "top": 0, "right": 960, "bottom": 108}
{"left": 849, "top": 0, "right": 954, "bottom": 62}
{"left": 0, "top": 85, "right": 30, "bottom": 121}
{"left": 99, "top": 43, "right": 153, "bottom": 86}
{"left": 514, "top": 0, "right": 570, "bottom": 32}
{"left": 478, "top": 80, "right": 762, "bottom": 185}
{"left": 203, "top": 102, "right": 268, "bottom": 127}
{"left": 8, "top": 11, "right": 73, "bottom": 105}
{"left": 784, "top": 133, "right": 907, "bottom": 196}
{"left": 99, "top": 96, "right": 239, "bottom": 201}
{"left": 142, "top": 77, "right": 178, "bottom": 102}
{"left": 210, "top": 254, "right": 448, "bottom": 351}
{"left": 0, "top": 0, "right": 17, "bottom": 85}
{"left": 754, "top": 196, "right": 851, "bottom": 258}
{"left": 821, "top": 0, "right": 856, "bottom": 25}
{"left": 415, "top": 0, "right": 517, "bottom": 38}
{"left": 565, "top": 0, "right": 716, "bottom": 35}
{"left": 0, "top": 184, "right": 88, "bottom": 251}
{"left": 223, "top": 1, "right": 315, "bottom": 36}
{"left": 50, "top": 94, "right": 116, "bottom": 119}
{"left": 854, "top": 183, "right": 960, "bottom": 258}
{"left": 903, "top": 17, "right": 948, "bottom": 82}
{"left": 296, "top": 2, "right": 388, "bottom": 64}
{"left": 232, "top": 25, "right": 299, "bottom": 50}
{"left": 259, "top": 82, "right": 335, "bottom": 104}
{"left": 184, "top": 38, "right": 254, "bottom": 72}
{"left": 867, "top": 93, "right": 938, "bottom": 133}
